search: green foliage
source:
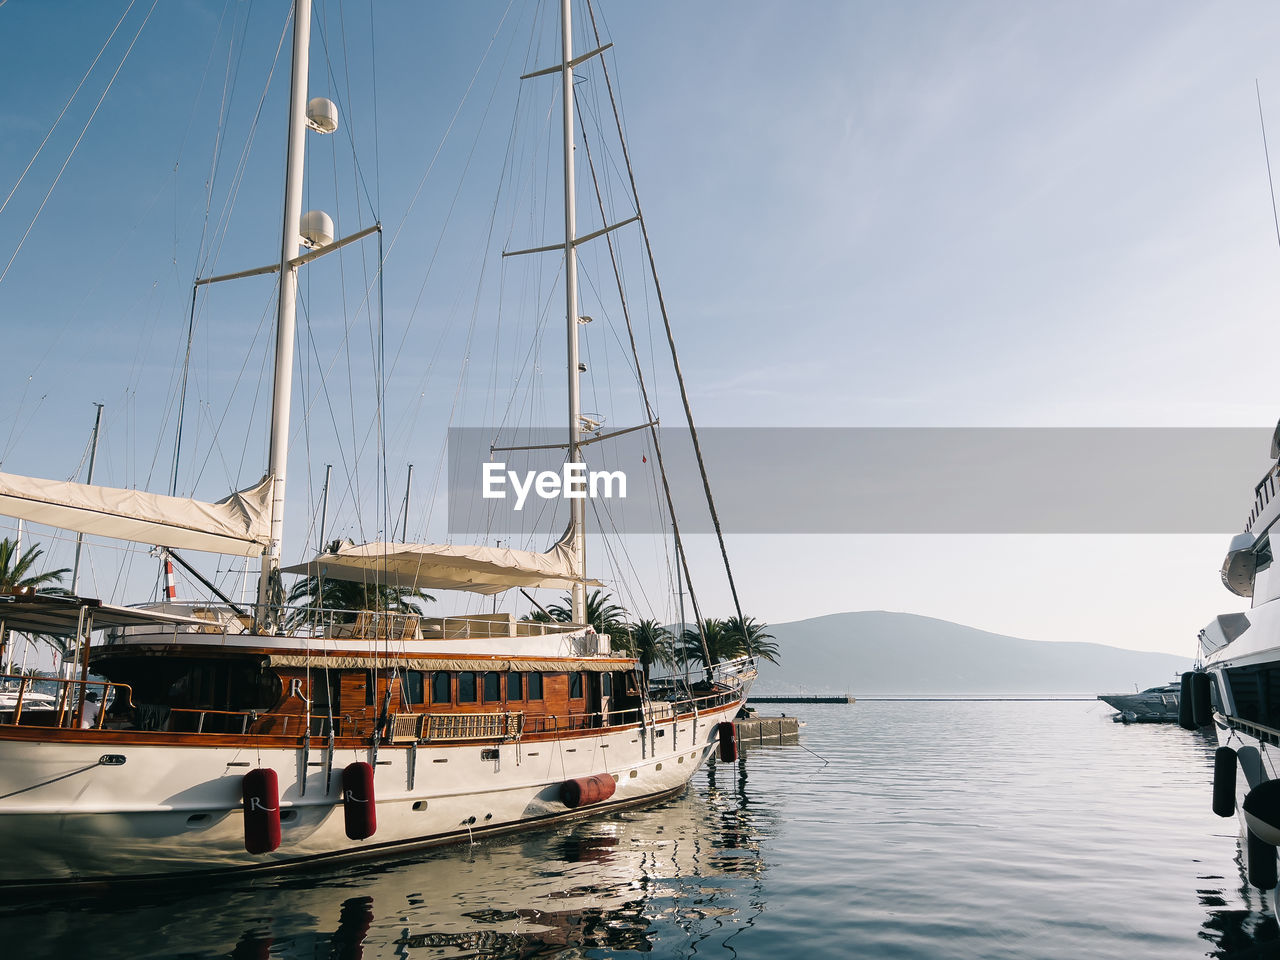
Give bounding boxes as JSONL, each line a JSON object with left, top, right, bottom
{"left": 679, "top": 615, "right": 779, "bottom": 668}
{"left": 285, "top": 575, "right": 434, "bottom": 626}
{"left": 523, "top": 588, "right": 629, "bottom": 636}
{"left": 615, "top": 618, "right": 675, "bottom": 679}
{"left": 0, "top": 538, "right": 69, "bottom": 594}
{"left": 0, "top": 537, "right": 71, "bottom": 661}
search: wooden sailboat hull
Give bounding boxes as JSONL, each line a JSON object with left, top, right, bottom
{"left": 0, "top": 697, "right": 743, "bottom": 889}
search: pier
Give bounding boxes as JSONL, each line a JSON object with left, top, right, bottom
{"left": 734, "top": 714, "right": 801, "bottom": 746}
{"left": 748, "top": 695, "right": 855, "bottom": 704}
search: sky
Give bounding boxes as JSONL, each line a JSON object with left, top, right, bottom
{"left": 3, "top": 0, "right": 1280, "bottom": 657}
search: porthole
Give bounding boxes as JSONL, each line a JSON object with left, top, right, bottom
{"left": 412, "top": 800, "right": 428, "bottom": 811}
{"left": 480, "top": 748, "right": 499, "bottom": 761}
{"left": 629, "top": 770, "right": 638, "bottom": 779}
{"left": 655, "top": 762, "right": 663, "bottom": 771}
{"left": 185, "top": 813, "right": 210, "bottom": 827}
{"left": 678, "top": 756, "right": 685, "bottom": 764}
{"left": 280, "top": 809, "right": 298, "bottom": 823}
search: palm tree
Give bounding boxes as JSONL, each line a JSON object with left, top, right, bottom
{"left": 678, "top": 616, "right": 780, "bottom": 669}
{"left": 0, "top": 537, "right": 70, "bottom": 664}
{"left": 724, "top": 616, "right": 780, "bottom": 665}
{"left": 286, "top": 577, "right": 434, "bottom": 622}
{"left": 0, "top": 538, "right": 70, "bottom": 594}
{"left": 285, "top": 540, "right": 434, "bottom": 627}
{"left": 525, "top": 589, "right": 629, "bottom": 635}
{"left": 617, "top": 618, "right": 675, "bottom": 680}
{"left": 678, "top": 618, "right": 739, "bottom": 668}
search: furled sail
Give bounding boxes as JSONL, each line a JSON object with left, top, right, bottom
{"left": 0, "top": 472, "right": 272, "bottom": 556}
{"left": 282, "top": 530, "right": 599, "bottom": 595}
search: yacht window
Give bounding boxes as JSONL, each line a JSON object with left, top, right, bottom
{"left": 431, "top": 671, "right": 451, "bottom": 705}
{"left": 602, "top": 673, "right": 612, "bottom": 697}
{"left": 482, "top": 672, "right": 501, "bottom": 702}
{"left": 570, "top": 672, "right": 583, "bottom": 699}
{"left": 526, "top": 673, "right": 544, "bottom": 701}
{"left": 313, "top": 672, "right": 338, "bottom": 713}
{"left": 1226, "top": 665, "right": 1280, "bottom": 726}
{"left": 1258, "top": 538, "right": 1273, "bottom": 573}
{"left": 458, "top": 672, "right": 477, "bottom": 703}
{"left": 402, "top": 671, "right": 425, "bottom": 707}
{"left": 507, "top": 672, "right": 523, "bottom": 700}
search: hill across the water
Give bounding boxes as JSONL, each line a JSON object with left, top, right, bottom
{"left": 748, "top": 610, "right": 1193, "bottom": 696}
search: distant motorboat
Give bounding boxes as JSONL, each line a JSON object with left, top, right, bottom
{"left": 1097, "top": 682, "right": 1180, "bottom": 723}
{"left": 0, "top": 687, "right": 56, "bottom": 711}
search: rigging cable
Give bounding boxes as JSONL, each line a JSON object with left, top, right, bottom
{"left": 0, "top": 0, "right": 160, "bottom": 286}
{"left": 586, "top": 0, "right": 747, "bottom": 635}
{"left": 1257, "top": 79, "right": 1280, "bottom": 257}
{"left": 574, "top": 69, "right": 711, "bottom": 675}
{"left": 0, "top": 0, "right": 137, "bottom": 221}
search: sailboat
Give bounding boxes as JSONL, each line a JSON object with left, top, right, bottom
{"left": 0, "top": 0, "right": 754, "bottom": 889}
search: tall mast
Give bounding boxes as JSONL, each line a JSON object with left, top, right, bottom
{"left": 562, "top": 0, "right": 586, "bottom": 624}
{"left": 70, "top": 403, "right": 104, "bottom": 595}
{"left": 257, "top": 0, "right": 312, "bottom": 629}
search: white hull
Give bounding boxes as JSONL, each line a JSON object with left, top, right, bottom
{"left": 0, "top": 699, "right": 741, "bottom": 888}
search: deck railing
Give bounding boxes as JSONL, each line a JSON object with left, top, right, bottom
{"left": 0, "top": 664, "right": 747, "bottom": 738}
{"left": 107, "top": 604, "right": 590, "bottom": 643}
{"left": 0, "top": 673, "right": 133, "bottom": 730}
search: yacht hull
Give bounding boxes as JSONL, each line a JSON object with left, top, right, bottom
{"left": 0, "top": 699, "right": 740, "bottom": 889}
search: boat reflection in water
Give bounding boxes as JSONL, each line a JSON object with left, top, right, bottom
{"left": 1197, "top": 837, "right": 1280, "bottom": 960}
{"left": 2, "top": 758, "right": 769, "bottom": 960}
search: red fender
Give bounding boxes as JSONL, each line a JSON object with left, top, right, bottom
{"left": 717, "top": 721, "right": 738, "bottom": 762}
{"left": 242, "top": 768, "right": 281, "bottom": 854}
{"left": 560, "top": 773, "right": 617, "bottom": 809}
{"left": 342, "top": 761, "right": 377, "bottom": 840}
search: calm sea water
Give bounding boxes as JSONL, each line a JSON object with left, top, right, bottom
{"left": 2, "top": 700, "right": 1275, "bottom": 959}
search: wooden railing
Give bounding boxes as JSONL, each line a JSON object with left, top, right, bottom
{"left": 0, "top": 673, "right": 133, "bottom": 730}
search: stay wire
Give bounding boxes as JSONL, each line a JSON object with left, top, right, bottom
{"left": 586, "top": 0, "right": 746, "bottom": 634}
{"left": 0, "top": 0, "right": 160, "bottom": 286}
{"left": 0, "top": 0, "right": 137, "bottom": 220}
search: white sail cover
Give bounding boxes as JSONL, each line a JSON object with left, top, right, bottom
{"left": 0, "top": 472, "right": 272, "bottom": 556}
{"left": 282, "top": 534, "right": 599, "bottom": 595}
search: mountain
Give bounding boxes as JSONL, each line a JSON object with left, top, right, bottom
{"left": 750, "top": 611, "right": 1193, "bottom": 695}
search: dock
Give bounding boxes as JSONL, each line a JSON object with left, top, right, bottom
{"left": 748, "top": 695, "right": 855, "bottom": 704}
{"left": 734, "top": 714, "right": 801, "bottom": 746}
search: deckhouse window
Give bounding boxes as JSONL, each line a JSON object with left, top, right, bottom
{"left": 431, "top": 671, "right": 451, "bottom": 705}
{"left": 458, "top": 672, "right": 477, "bottom": 703}
{"left": 1226, "top": 665, "right": 1280, "bottom": 726}
{"left": 313, "top": 671, "right": 338, "bottom": 712}
{"left": 570, "top": 672, "right": 583, "bottom": 699}
{"left": 526, "top": 673, "right": 543, "bottom": 701}
{"left": 402, "top": 670, "right": 425, "bottom": 707}
{"left": 507, "top": 672, "right": 523, "bottom": 700}
{"left": 482, "top": 672, "right": 502, "bottom": 703}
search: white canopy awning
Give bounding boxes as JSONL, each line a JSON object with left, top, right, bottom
{"left": 0, "top": 472, "right": 272, "bottom": 557}
{"left": 282, "top": 533, "right": 599, "bottom": 595}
